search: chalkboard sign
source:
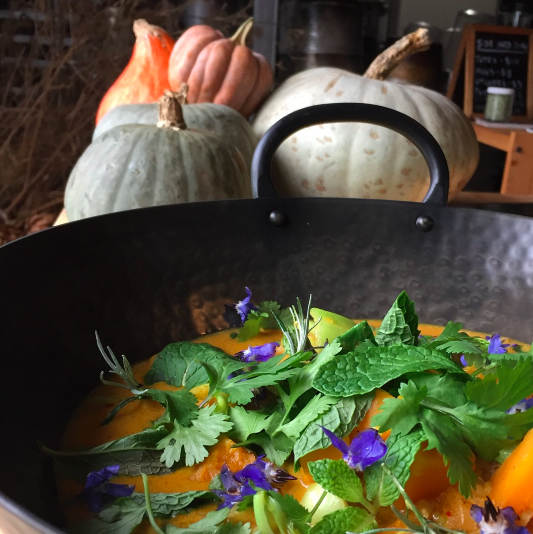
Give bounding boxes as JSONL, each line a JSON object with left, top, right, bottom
{"left": 447, "top": 24, "right": 533, "bottom": 122}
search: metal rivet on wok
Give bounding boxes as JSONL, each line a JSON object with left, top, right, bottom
{"left": 269, "top": 210, "right": 287, "bottom": 226}
{"left": 416, "top": 215, "right": 434, "bottom": 232}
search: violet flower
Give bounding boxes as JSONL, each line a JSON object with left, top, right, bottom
{"left": 320, "top": 427, "right": 387, "bottom": 472}
{"left": 236, "top": 342, "right": 280, "bottom": 363}
{"left": 487, "top": 334, "right": 510, "bottom": 355}
{"left": 460, "top": 355, "right": 469, "bottom": 367}
{"left": 507, "top": 397, "right": 533, "bottom": 415}
{"left": 230, "top": 287, "right": 257, "bottom": 324}
{"left": 471, "top": 499, "right": 530, "bottom": 534}
{"left": 80, "top": 465, "right": 134, "bottom": 513}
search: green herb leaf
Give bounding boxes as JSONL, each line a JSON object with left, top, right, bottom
{"left": 405, "top": 373, "right": 468, "bottom": 408}
{"left": 145, "top": 342, "right": 244, "bottom": 389}
{"left": 266, "top": 491, "right": 311, "bottom": 534}
{"left": 294, "top": 395, "right": 372, "bottom": 463}
{"left": 309, "top": 507, "right": 373, "bottom": 534}
{"left": 258, "top": 301, "right": 292, "bottom": 330}
{"left": 228, "top": 407, "right": 270, "bottom": 442}
{"left": 73, "top": 498, "right": 145, "bottom": 534}
{"left": 313, "top": 345, "right": 462, "bottom": 397}
{"left": 464, "top": 358, "right": 533, "bottom": 412}
{"left": 149, "top": 389, "right": 200, "bottom": 427}
{"left": 129, "top": 491, "right": 216, "bottom": 517}
{"left": 242, "top": 432, "right": 295, "bottom": 466}
{"left": 166, "top": 509, "right": 230, "bottom": 534}
{"left": 364, "top": 429, "right": 425, "bottom": 506}
{"left": 337, "top": 321, "right": 377, "bottom": 353}
{"left": 41, "top": 427, "right": 172, "bottom": 481}
{"left": 375, "top": 291, "right": 420, "bottom": 347}
{"left": 308, "top": 459, "right": 364, "bottom": 503}
{"left": 237, "top": 314, "right": 262, "bottom": 342}
{"left": 157, "top": 405, "right": 233, "bottom": 467}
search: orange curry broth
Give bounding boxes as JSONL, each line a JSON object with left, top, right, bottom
{"left": 59, "top": 323, "right": 528, "bottom": 533}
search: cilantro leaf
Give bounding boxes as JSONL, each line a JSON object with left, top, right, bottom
{"left": 157, "top": 405, "right": 232, "bottom": 467}
{"left": 149, "top": 389, "right": 199, "bottom": 427}
{"left": 228, "top": 407, "right": 269, "bottom": 442}
{"left": 237, "top": 313, "right": 262, "bottom": 342}
{"left": 310, "top": 507, "right": 374, "bottom": 534}
{"left": 74, "top": 498, "right": 145, "bottom": 534}
{"left": 41, "top": 427, "right": 172, "bottom": 481}
{"left": 375, "top": 291, "right": 420, "bottom": 347}
{"left": 364, "top": 429, "right": 425, "bottom": 506}
{"left": 419, "top": 409, "right": 477, "bottom": 497}
{"left": 433, "top": 339, "right": 486, "bottom": 356}
{"left": 241, "top": 432, "right": 295, "bottom": 465}
{"left": 258, "top": 301, "right": 292, "bottom": 329}
{"left": 266, "top": 491, "right": 311, "bottom": 534}
{"left": 435, "top": 321, "right": 464, "bottom": 339}
{"left": 166, "top": 509, "right": 230, "bottom": 534}
{"left": 145, "top": 342, "right": 240, "bottom": 389}
{"left": 277, "top": 395, "right": 338, "bottom": 440}
{"left": 308, "top": 459, "right": 364, "bottom": 503}
{"left": 313, "top": 345, "right": 462, "bottom": 397}
{"left": 464, "top": 359, "right": 533, "bottom": 412}
{"left": 294, "top": 395, "right": 372, "bottom": 463}
{"left": 371, "top": 381, "right": 427, "bottom": 437}
{"left": 406, "top": 372, "right": 468, "bottom": 407}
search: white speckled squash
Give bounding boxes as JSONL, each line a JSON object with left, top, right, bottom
{"left": 65, "top": 93, "right": 250, "bottom": 221}
{"left": 93, "top": 101, "right": 257, "bottom": 169}
{"left": 252, "top": 67, "right": 479, "bottom": 202}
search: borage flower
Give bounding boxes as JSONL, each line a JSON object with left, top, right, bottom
{"left": 320, "top": 427, "right": 387, "bottom": 472}
{"left": 236, "top": 342, "right": 280, "bottom": 363}
{"left": 487, "top": 334, "right": 511, "bottom": 355}
{"left": 213, "top": 457, "right": 295, "bottom": 509}
{"left": 471, "top": 498, "right": 530, "bottom": 534}
{"left": 229, "top": 287, "right": 257, "bottom": 325}
{"left": 80, "top": 465, "right": 134, "bottom": 513}
{"left": 507, "top": 397, "right": 533, "bottom": 415}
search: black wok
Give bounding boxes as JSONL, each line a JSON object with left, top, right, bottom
{"left": 1, "top": 103, "right": 532, "bottom": 533}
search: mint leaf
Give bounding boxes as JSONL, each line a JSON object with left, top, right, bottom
{"left": 313, "top": 345, "right": 462, "bottom": 397}
{"left": 308, "top": 459, "right": 364, "bottom": 503}
{"left": 149, "top": 389, "right": 199, "bottom": 427}
{"left": 371, "top": 381, "right": 427, "bottom": 437}
{"left": 267, "top": 491, "right": 311, "bottom": 534}
{"left": 419, "top": 409, "right": 477, "bottom": 497}
{"left": 130, "top": 490, "right": 216, "bottom": 517}
{"left": 145, "top": 342, "right": 244, "bottom": 389}
{"left": 166, "top": 508, "right": 229, "bottom": 534}
{"left": 337, "top": 321, "right": 376, "bottom": 353}
{"left": 294, "top": 395, "right": 372, "bottom": 463}
{"left": 42, "top": 427, "right": 172, "bottom": 481}
{"left": 364, "top": 429, "right": 425, "bottom": 506}
{"left": 157, "top": 405, "right": 232, "bottom": 467}
{"left": 228, "top": 407, "right": 269, "bottom": 442}
{"left": 464, "top": 359, "right": 533, "bottom": 412}
{"left": 215, "top": 522, "right": 251, "bottom": 534}
{"left": 74, "top": 498, "right": 145, "bottom": 534}
{"left": 310, "top": 507, "right": 373, "bottom": 534}
{"left": 375, "top": 291, "right": 420, "bottom": 347}
{"left": 278, "top": 395, "right": 338, "bottom": 439}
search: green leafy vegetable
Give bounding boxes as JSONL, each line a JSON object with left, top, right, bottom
{"left": 375, "top": 291, "right": 420, "bottom": 347}
{"left": 165, "top": 509, "right": 232, "bottom": 534}
{"left": 313, "top": 345, "right": 463, "bottom": 397}
{"left": 309, "top": 507, "right": 374, "bottom": 534}
{"left": 129, "top": 491, "right": 216, "bottom": 517}
{"left": 337, "top": 321, "right": 377, "bottom": 353}
{"left": 157, "top": 405, "right": 232, "bottom": 467}
{"left": 267, "top": 491, "right": 312, "bottom": 534}
{"left": 237, "top": 301, "right": 292, "bottom": 342}
{"left": 308, "top": 459, "right": 364, "bottom": 503}
{"left": 150, "top": 389, "right": 200, "bottom": 427}
{"left": 228, "top": 407, "right": 270, "bottom": 442}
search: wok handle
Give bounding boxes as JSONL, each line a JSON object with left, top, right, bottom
{"left": 251, "top": 103, "right": 449, "bottom": 206}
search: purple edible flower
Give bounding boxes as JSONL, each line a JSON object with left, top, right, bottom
{"left": 80, "top": 465, "right": 134, "bottom": 513}
{"left": 236, "top": 342, "right": 280, "bottom": 363}
{"left": 230, "top": 287, "right": 257, "bottom": 325}
{"left": 320, "top": 427, "right": 387, "bottom": 472}
{"left": 471, "top": 499, "right": 530, "bottom": 534}
{"left": 487, "top": 334, "right": 510, "bottom": 355}
{"left": 460, "top": 355, "right": 469, "bottom": 367}
{"left": 507, "top": 397, "right": 533, "bottom": 415}
{"left": 212, "top": 464, "right": 246, "bottom": 509}
{"left": 235, "top": 455, "right": 296, "bottom": 491}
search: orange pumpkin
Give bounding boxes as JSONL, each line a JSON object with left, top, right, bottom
{"left": 168, "top": 18, "right": 273, "bottom": 118}
{"left": 96, "top": 19, "right": 175, "bottom": 124}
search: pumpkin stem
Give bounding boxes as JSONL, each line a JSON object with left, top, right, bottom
{"left": 175, "top": 83, "right": 189, "bottom": 106}
{"left": 363, "top": 28, "right": 432, "bottom": 81}
{"left": 133, "top": 19, "right": 164, "bottom": 40}
{"left": 158, "top": 92, "right": 187, "bottom": 130}
{"left": 229, "top": 17, "right": 254, "bottom": 47}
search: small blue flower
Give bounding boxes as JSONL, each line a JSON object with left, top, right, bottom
{"left": 507, "top": 397, "right": 533, "bottom": 415}
{"left": 471, "top": 499, "right": 530, "bottom": 534}
{"left": 231, "top": 287, "right": 258, "bottom": 324}
{"left": 80, "top": 465, "right": 134, "bottom": 513}
{"left": 235, "top": 455, "right": 296, "bottom": 491}
{"left": 460, "top": 355, "right": 469, "bottom": 367}
{"left": 487, "top": 334, "right": 510, "bottom": 355}
{"left": 212, "top": 464, "right": 245, "bottom": 509}
{"left": 320, "top": 427, "right": 387, "bottom": 472}
{"left": 236, "top": 342, "right": 280, "bottom": 363}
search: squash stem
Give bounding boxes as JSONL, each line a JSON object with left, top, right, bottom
{"left": 230, "top": 17, "right": 254, "bottom": 46}
{"left": 157, "top": 91, "right": 187, "bottom": 130}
